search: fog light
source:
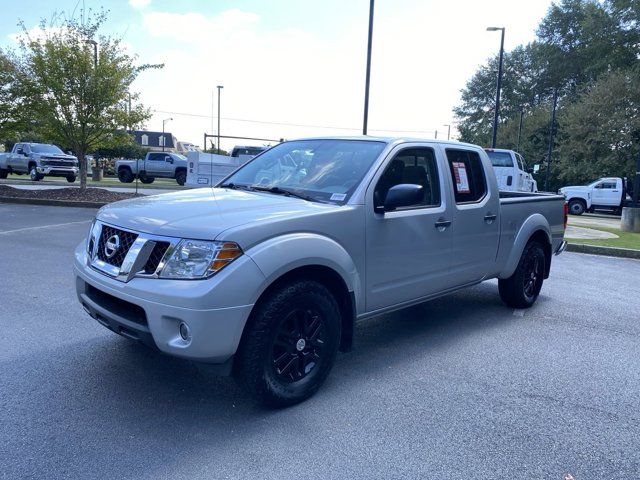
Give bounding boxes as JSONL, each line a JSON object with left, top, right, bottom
{"left": 179, "top": 322, "right": 191, "bottom": 341}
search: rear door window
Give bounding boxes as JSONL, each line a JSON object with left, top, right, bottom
{"left": 446, "top": 149, "right": 487, "bottom": 204}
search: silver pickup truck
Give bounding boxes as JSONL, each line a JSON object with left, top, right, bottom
{"left": 0, "top": 142, "right": 79, "bottom": 181}
{"left": 116, "top": 152, "right": 188, "bottom": 185}
{"left": 74, "top": 137, "right": 567, "bottom": 406}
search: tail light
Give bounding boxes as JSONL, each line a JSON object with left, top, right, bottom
{"left": 563, "top": 202, "right": 569, "bottom": 230}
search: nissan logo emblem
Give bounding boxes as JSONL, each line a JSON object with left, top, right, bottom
{"left": 104, "top": 234, "right": 121, "bottom": 258}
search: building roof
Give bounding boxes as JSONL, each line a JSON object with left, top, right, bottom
{"left": 128, "top": 130, "right": 177, "bottom": 149}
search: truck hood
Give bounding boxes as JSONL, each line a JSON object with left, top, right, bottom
{"left": 97, "top": 188, "right": 341, "bottom": 240}
{"left": 559, "top": 185, "right": 588, "bottom": 193}
{"left": 37, "top": 153, "right": 78, "bottom": 161}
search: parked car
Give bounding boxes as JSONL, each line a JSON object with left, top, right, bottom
{"left": 485, "top": 148, "right": 537, "bottom": 192}
{"left": 0, "top": 142, "right": 79, "bottom": 182}
{"left": 115, "top": 152, "right": 188, "bottom": 185}
{"left": 230, "top": 145, "right": 267, "bottom": 158}
{"left": 75, "top": 137, "right": 567, "bottom": 407}
{"left": 559, "top": 177, "right": 628, "bottom": 215}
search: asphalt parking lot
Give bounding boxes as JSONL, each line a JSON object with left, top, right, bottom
{"left": 1, "top": 203, "right": 639, "bottom": 479}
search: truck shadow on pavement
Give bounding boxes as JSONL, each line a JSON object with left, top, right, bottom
{"left": 2, "top": 281, "right": 528, "bottom": 478}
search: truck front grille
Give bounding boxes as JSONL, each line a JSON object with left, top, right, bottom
{"left": 96, "top": 225, "right": 138, "bottom": 268}
{"left": 144, "top": 241, "right": 170, "bottom": 274}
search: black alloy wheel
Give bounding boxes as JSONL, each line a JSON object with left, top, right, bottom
{"left": 271, "top": 308, "right": 326, "bottom": 383}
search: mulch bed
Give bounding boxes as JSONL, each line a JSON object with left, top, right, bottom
{"left": 0, "top": 185, "right": 141, "bottom": 202}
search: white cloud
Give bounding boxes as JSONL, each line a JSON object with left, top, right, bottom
{"left": 129, "top": 0, "right": 151, "bottom": 9}
{"left": 132, "top": 1, "right": 552, "bottom": 150}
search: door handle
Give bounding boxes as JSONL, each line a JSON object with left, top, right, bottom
{"left": 434, "top": 219, "right": 452, "bottom": 231}
{"left": 484, "top": 213, "right": 497, "bottom": 224}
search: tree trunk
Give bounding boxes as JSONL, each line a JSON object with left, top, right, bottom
{"left": 79, "top": 148, "right": 87, "bottom": 191}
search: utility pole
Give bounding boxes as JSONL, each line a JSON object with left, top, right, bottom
{"left": 444, "top": 124, "right": 451, "bottom": 140}
{"left": 544, "top": 88, "right": 558, "bottom": 192}
{"left": 84, "top": 39, "right": 97, "bottom": 68}
{"left": 434, "top": 130, "right": 438, "bottom": 139}
{"left": 516, "top": 109, "right": 523, "bottom": 152}
{"left": 217, "top": 85, "right": 224, "bottom": 153}
{"left": 162, "top": 117, "right": 173, "bottom": 152}
{"left": 487, "top": 27, "right": 505, "bottom": 148}
{"left": 362, "top": 0, "right": 375, "bottom": 135}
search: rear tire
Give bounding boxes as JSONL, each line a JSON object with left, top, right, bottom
{"left": 499, "top": 241, "right": 546, "bottom": 309}
{"left": 568, "top": 199, "right": 585, "bottom": 215}
{"left": 118, "top": 168, "right": 134, "bottom": 183}
{"left": 66, "top": 175, "right": 76, "bottom": 183}
{"left": 236, "top": 280, "right": 341, "bottom": 407}
{"left": 175, "top": 170, "right": 187, "bottom": 186}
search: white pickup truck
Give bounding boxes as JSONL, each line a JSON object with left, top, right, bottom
{"left": 75, "top": 137, "right": 567, "bottom": 406}
{"left": 485, "top": 148, "right": 537, "bottom": 192}
{"left": 559, "top": 177, "right": 628, "bottom": 215}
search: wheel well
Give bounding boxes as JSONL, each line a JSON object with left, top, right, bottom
{"left": 28, "top": 161, "right": 36, "bottom": 169}
{"left": 175, "top": 167, "right": 186, "bottom": 174}
{"left": 568, "top": 197, "right": 586, "bottom": 206}
{"left": 247, "top": 265, "right": 355, "bottom": 353}
{"left": 529, "top": 230, "right": 552, "bottom": 279}
{"left": 118, "top": 165, "right": 132, "bottom": 172}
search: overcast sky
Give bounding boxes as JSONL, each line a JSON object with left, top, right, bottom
{"left": 1, "top": 0, "right": 554, "bottom": 150}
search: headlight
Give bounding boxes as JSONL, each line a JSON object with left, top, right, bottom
{"left": 86, "top": 218, "right": 97, "bottom": 254}
{"left": 159, "top": 240, "right": 242, "bottom": 279}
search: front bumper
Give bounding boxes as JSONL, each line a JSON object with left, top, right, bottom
{"left": 74, "top": 242, "right": 265, "bottom": 364}
{"left": 38, "top": 166, "right": 79, "bottom": 176}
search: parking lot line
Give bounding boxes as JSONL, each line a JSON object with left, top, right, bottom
{"left": 0, "top": 220, "right": 91, "bottom": 235}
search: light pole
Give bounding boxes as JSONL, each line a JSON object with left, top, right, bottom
{"left": 516, "top": 108, "right": 524, "bottom": 152}
{"left": 487, "top": 27, "right": 505, "bottom": 148}
{"left": 84, "top": 39, "right": 97, "bottom": 68}
{"left": 217, "top": 85, "right": 224, "bottom": 153}
{"left": 443, "top": 124, "right": 451, "bottom": 140}
{"left": 162, "top": 117, "right": 173, "bottom": 152}
{"left": 544, "top": 88, "right": 558, "bottom": 192}
{"left": 362, "top": 0, "right": 375, "bottom": 135}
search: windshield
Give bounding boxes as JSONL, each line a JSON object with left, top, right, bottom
{"left": 174, "top": 153, "right": 187, "bottom": 160}
{"left": 30, "top": 144, "right": 64, "bottom": 154}
{"left": 588, "top": 179, "right": 605, "bottom": 187}
{"left": 222, "top": 139, "right": 386, "bottom": 203}
{"left": 486, "top": 151, "right": 513, "bottom": 167}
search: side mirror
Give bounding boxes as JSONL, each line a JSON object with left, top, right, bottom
{"left": 378, "top": 184, "right": 424, "bottom": 213}
{"left": 16, "top": 148, "right": 24, "bottom": 155}
{"left": 166, "top": 156, "right": 174, "bottom": 164}
{"left": 526, "top": 167, "right": 534, "bottom": 174}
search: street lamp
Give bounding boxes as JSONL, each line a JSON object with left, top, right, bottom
{"left": 363, "top": 0, "right": 375, "bottom": 135}
{"left": 443, "top": 124, "right": 451, "bottom": 140}
{"left": 84, "top": 39, "right": 98, "bottom": 68}
{"left": 217, "top": 85, "right": 224, "bottom": 153}
{"left": 487, "top": 26, "right": 505, "bottom": 149}
{"left": 162, "top": 117, "right": 173, "bottom": 152}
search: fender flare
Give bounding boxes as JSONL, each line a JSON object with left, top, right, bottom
{"left": 499, "top": 213, "right": 552, "bottom": 279}
{"left": 245, "top": 232, "right": 361, "bottom": 310}
{"left": 565, "top": 193, "right": 590, "bottom": 208}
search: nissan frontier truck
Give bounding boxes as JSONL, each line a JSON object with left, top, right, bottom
{"left": 75, "top": 137, "right": 567, "bottom": 406}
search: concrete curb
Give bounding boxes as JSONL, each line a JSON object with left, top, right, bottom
{"left": 0, "top": 196, "right": 105, "bottom": 209}
{"left": 566, "top": 242, "right": 640, "bottom": 260}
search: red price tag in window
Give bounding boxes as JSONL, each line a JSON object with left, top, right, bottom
{"left": 452, "top": 162, "right": 470, "bottom": 193}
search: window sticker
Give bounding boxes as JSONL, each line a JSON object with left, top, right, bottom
{"left": 330, "top": 193, "right": 347, "bottom": 201}
{"left": 452, "top": 162, "right": 470, "bottom": 193}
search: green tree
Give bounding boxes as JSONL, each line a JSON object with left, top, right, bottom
{"left": 14, "top": 10, "right": 161, "bottom": 189}
{"left": 0, "top": 49, "right": 23, "bottom": 145}
{"left": 557, "top": 68, "right": 640, "bottom": 183}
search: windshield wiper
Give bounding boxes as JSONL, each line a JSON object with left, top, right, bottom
{"left": 250, "top": 185, "right": 321, "bottom": 203}
{"left": 219, "top": 182, "right": 253, "bottom": 191}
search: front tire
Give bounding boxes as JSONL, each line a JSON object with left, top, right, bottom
{"left": 175, "top": 170, "right": 187, "bottom": 186}
{"left": 118, "top": 168, "right": 134, "bottom": 183}
{"left": 29, "top": 166, "right": 43, "bottom": 181}
{"left": 0, "top": 169, "right": 7, "bottom": 179}
{"left": 66, "top": 175, "right": 76, "bottom": 183}
{"left": 236, "top": 280, "right": 341, "bottom": 407}
{"left": 568, "top": 199, "right": 585, "bottom": 215}
{"left": 139, "top": 174, "right": 155, "bottom": 184}
{"left": 499, "top": 241, "right": 546, "bottom": 308}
